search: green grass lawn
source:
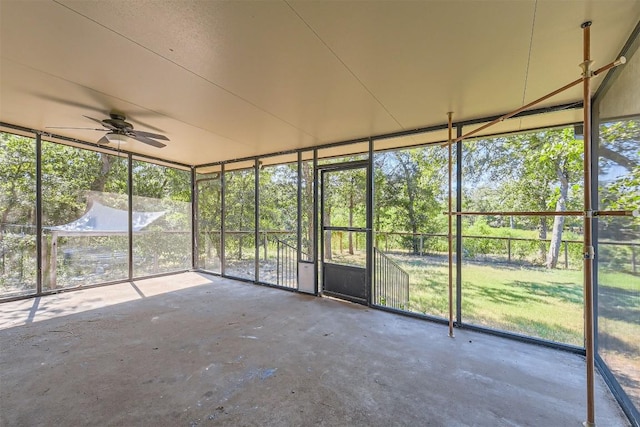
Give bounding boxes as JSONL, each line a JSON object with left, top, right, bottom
{"left": 388, "top": 254, "right": 639, "bottom": 345}
{"left": 382, "top": 252, "right": 640, "bottom": 404}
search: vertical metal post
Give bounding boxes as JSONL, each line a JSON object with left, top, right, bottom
{"left": 581, "top": 20, "right": 596, "bottom": 427}
{"left": 313, "top": 149, "right": 319, "bottom": 294}
{"left": 507, "top": 238, "right": 512, "bottom": 263}
{"left": 447, "top": 112, "right": 454, "bottom": 337}
{"left": 255, "top": 159, "right": 260, "bottom": 283}
{"left": 564, "top": 241, "right": 569, "bottom": 269}
{"left": 366, "top": 137, "right": 374, "bottom": 305}
{"left": 591, "top": 85, "right": 602, "bottom": 358}
{"left": 276, "top": 240, "right": 280, "bottom": 285}
{"left": 456, "top": 125, "right": 463, "bottom": 325}
{"left": 191, "top": 166, "right": 197, "bottom": 270}
{"left": 319, "top": 169, "right": 325, "bottom": 294}
{"left": 297, "top": 151, "right": 302, "bottom": 281}
{"left": 220, "top": 163, "right": 226, "bottom": 276}
{"left": 128, "top": 153, "right": 133, "bottom": 280}
{"left": 35, "top": 133, "right": 42, "bottom": 294}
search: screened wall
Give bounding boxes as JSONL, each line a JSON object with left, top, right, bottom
{"left": 460, "top": 128, "right": 585, "bottom": 346}
{"left": 373, "top": 131, "right": 453, "bottom": 316}
{"left": 42, "top": 142, "right": 129, "bottom": 290}
{"left": 0, "top": 132, "right": 192, "bottom": 298}
{"left": 195, "top": 166, "right": 222, "bottom": 274}
{"left": 596, "top": 37, "right": 640, "bottom": 418}
{"left": 258, "top": 155, "right": 298, "bottom": 287}
{"left": 0, "top": 132, "right": 36, "bottom": 297}
{"left": 132, "top": 159, "right": 192, "bottom": 276}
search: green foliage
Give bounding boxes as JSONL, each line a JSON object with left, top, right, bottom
{"left": 374, "top": 146, "right": 448, "bottom": 253}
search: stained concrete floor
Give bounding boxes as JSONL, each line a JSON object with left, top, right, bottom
{"left": 0, "top": 272, "right": 630, "bottom": 427}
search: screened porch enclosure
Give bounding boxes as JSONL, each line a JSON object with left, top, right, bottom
{"left": 1, "top": 15, "right": 639, "bottom": 427}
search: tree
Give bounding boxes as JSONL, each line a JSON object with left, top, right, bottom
{"left": 598, "top": 118, "right": 640, "bottom": 244}
{"left": 225, "top": 166, "right": 255, "bottom": 260}
{"left": 463, "top": 128, "right": 583, "bottom": 267}
{"left": 376, "top": 147, "right": 448, "bottom": 253}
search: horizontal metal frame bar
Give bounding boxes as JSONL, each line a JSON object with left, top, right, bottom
{"left": 448, "top": 210, "right": 635, "bottom": 217}
{"left": 317, "top": 160, "right": 369, "bottom": 172}
{"left": 195, "top": 102, "right": 582, "bottom": 168}
{"left": 0, "top": 122, "right": 191, "bottom": 169}
{"left": 194, "top": 176, "right": 220, "bottom": 184}
{"left": 449, "top": 210, "right": 583, "bottom": 216}
{"left": 322, "top": 290, "right": 367, "bottom": 305}
{"left": 2, "top": 101, "right": 581, "bottom": 171}
{"left": 374, "top": 231, "right": 638, "bottom": 246}
{"left": 0, "top": 269, "right": 191, "bottom": 304}
{"left": 373, "top": 305, "right": 582, "bottom": 355}
{"left": 323, "top": 226, "right": 368, "bottom": 232}
{"left": 199, "top": 269, "right": 301, "bottom": 294}
{"left": 457, "top": 322, "right": 586, "bottom": 354}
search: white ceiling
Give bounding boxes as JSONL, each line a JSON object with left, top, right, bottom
{"left": 1, "top": 0, "right": 638, "bottom": 166}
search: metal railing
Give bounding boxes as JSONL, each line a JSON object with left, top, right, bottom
{"left": 375, "top": 231, "right": 639, "bottom": 273}
{"left": 276, "top": 239, "right": 298, "bottom": 289}
{"left": 373, "top": 247, "right": 409, "bottom": 310}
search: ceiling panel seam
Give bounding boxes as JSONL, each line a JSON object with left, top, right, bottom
{"left": 284, "top": 0, "right": 405, "bottom": 132}
{"left": 51, "top": 0, "right": 318, "bottom": 142}
{"left": 521, "top": 0, "right": 538, "bottom": 106}
{"left": 518, "top": 0, "right": 538, "bottom": 131}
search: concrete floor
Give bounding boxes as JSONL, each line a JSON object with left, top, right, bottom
{"left": 0, "top": 272, "right": 630, "bottom": 426}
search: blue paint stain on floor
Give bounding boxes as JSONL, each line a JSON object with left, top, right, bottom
{"left": 258, "top": 368, "right": 277, "bottom": 380}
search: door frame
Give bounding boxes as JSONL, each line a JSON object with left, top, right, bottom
{"left": 318, "top": 160, "right": 371, "bottom": 304}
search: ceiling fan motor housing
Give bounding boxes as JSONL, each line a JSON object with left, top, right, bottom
{"left": 104, "top": 113, "right": 134, "bottom": 131}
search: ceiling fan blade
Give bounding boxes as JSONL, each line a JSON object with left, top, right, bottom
{"left": 130, "top": 129, "right": 169, "bottom": 141}
{"left": 29, "top": 93, "right": 105, "bottom": 113}
{"left": 83, "top": 115, "right": 117, "bottom": 131}
{"left": 97, "top": 135, "right": 111, "bottom": 145}
{"left": 45, "top": 126, "right": 105, "bottom": 131}
{"left": 130, "top": 134, "right": 167, "bottom": 148}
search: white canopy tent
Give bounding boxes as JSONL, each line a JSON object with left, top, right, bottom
{"left": 45, "top": 201, "right": 165, "bottom": 287}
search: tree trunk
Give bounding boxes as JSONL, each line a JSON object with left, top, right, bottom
{"left": 302, "top": 162, "right": 314, "bottom": 259}
{"left": 538, "top": 218, "right": 547, "bottom": 263}
{"left": 397, "top": 156, "right": 419, "bottom": 254}
{"left": 0, "top": 183, "right": 18, "bottom": 244}
{"left": 89, "top": 154, "right": 115, "bottom": 192}
{"left": 546, "top": 170, "right": 569, "bottom": 268}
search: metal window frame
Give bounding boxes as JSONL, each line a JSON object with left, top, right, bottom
{"left": 590, "top": 19, "right": 640, "bottom": 424}
{"left": 455, "top": 125, "right": 463, "bottom": 325}
{"left": 35, "top": 133, "right": 42, "bottom": 294}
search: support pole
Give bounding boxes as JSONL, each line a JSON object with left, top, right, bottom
{"left": 581, "top": 20, "right": 596, "bottom": 427}
{"left": 447, "top": 112, "right": 454, "bottom": 338}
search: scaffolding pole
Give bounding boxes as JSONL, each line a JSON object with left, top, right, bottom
{"left": 443, "top": 59, "right": 625, "bottom": 147}
{"left": 581, "top": 20, "right": 596, "bottom": 427}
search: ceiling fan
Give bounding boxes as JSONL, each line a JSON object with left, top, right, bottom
{"left": 47, "top": 111, "right": 169, "bottom": 148}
